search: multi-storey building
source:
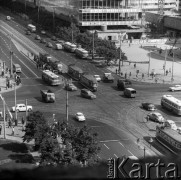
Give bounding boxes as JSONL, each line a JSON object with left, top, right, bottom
{"left": 15, "top": 0, "right": 178, "bottom": 39}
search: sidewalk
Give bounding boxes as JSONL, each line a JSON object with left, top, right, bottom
{"left": 108, "top": 43, "right": 181, "bottom": 84}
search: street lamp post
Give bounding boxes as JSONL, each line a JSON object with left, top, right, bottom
{"left": 0, "top": 94, "right": 6, "bottom": 139}
{"left": 148, "top": 50, "right": 151, "bottom": 77}
{"left": 164, "top": 48, "right": 167, "bottom": 76}
{"left": 92, "top": 31, "right": 94, "bottom": 60}
{"left": 171, "top": 51, "right": 174, "bottom": 81}
{"left": 14, "top": 83, "right": 17, "bottom": 120}
{"left": 52, "top": 7, "right": 55, "bottom": 34}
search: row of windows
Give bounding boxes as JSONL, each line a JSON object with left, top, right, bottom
{"left": 161, "top": 99, "right": 181, "bottom": 110}
{"left": 80, "top": 13, "right": 139, "bottom": 21}
{"left": 157, "top": 129, "right": 181, "bottom": 149}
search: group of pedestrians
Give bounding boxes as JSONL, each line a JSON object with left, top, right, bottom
{"left": 0, "top": 116, "right": 26, "bottom": 136}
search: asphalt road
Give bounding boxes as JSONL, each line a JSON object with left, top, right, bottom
{"left": 0, "top": 10, "right": 181, "bottom": 161}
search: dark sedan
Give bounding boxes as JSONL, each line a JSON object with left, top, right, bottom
{"left": 142, "top": 103, "right": 156, "bottom": 111}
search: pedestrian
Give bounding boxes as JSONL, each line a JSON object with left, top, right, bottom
{"left": 142, "top": 73, "right": 144, "bottom": 79}
{"left": 129, "top": 72, "right": 131, "bottom": 77}
{"left": 166, "top": 70, "right": 168, "bottom": 76}
{"left": 14, "top": 119, "right": 18, "bottom": 126}
{"left": 134, "top": 63, "right": 136, "bottom": 68}
{"left": 125, "top": 73, "right": 127, "bottom": 79}
{"left": 116, "top": 69, "right": 117, "bottom": 74}
{"left": 0, "top": 124, "right": 2, "bottom": 135}
{"left": 12, "top": 126, "right": 14, "bottom": 136}
{"left": 21, "top": 116, "right": 25, "bottom": 125}
{"left": 169, "top": 68, "right": 171, "bottom": 73}
{"left": 8, "top": 120, "right": 12, "bottom": 128}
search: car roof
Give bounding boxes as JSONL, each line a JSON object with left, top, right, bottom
{"left": 17, "top": 104, "right": 25, "bottom": 106}
{"left": 166, "top": 120, "right": 175, "bottom": 123}
{"left": 76, "top": 112, "right": 83, "bottom": 115}
{"left": 153, "top": 112, "right": 161, "bottom": 116}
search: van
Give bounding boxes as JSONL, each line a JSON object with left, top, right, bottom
{"left": 13, "top": 64, "right": 21, "bottom": 73}
{"left": 124, "top": 88, "right": 136, "bottom": 98}
{"left": 27, "top": 24, "right": 36, "bottom": 32}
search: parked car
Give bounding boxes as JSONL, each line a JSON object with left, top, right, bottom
{"left": 94, "top": 75, "right": 101, "bottom": 82}
{"left": 147, "top": 112, "right": 165, "bottom": 123}
{"left": 55, "top": 43, "right": 63, "bottom": 50}
{"left": 165, "top": 120, "right": 177, "bottom": 131}
{"left": 41, "top": 30, "right": 46, "bottom": 35}
{"left": 40, "top": 38, "right": 46, "bottom": 44}
{"left": 26, "top": 30, "right": 31, "bottom": 35}
{"left": 46, "top": 42, "right": 53, "bottom": 48}
{"left": 6, "top": 16, "right": 11, "bottom": 20}
{"left": 11, "top": 104, "right": 32, "bottom": 112}
{"left": 35, "top": 35, "right": 41, "bottom": 40}
{"left": 65, "top": 83, "right": 77, "bottom": 91}
{"left": 81, "top": 89, "right": 96, "bottom": 99}
{"left": 142, "top": 102, "right": 156, "bottom": 111}
{"left": 169, "top": 85, "right": 181, "bottom": 92}
{"left": 75, "top": 112, "right": 86, "bottom": 122}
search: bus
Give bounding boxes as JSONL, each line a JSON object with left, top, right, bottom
{"left": 156, "top": 125, "right": 181, "bottom": 155}
{"left": 63, "top": 42, "right": 77, "bottom": 53}
{"left": 68, "top": 64, "right": 83, "bottom": 81}
{"left": 80, "top": 74, "right": 98, "bottom": 92}
{"left": 42, "top": 70, "right": 61, "bottom": 86}
{"left": 161, "top": 95, "right": 181, "bottom": 115}
{"left": 27, "top": 24, "right": 36, "bottom": 32}
{"left": 75, "top": 48, "right": 89, "bottom": 59}
{"left": 124, "top": 88, "right": 136, "bottom": 98}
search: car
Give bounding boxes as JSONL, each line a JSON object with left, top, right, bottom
{"left": 6, "top": 16, "right": 11, "bottom": 20}
{"left": 94, "top": 75, "right": 101, "bottom": 82}
{"left": 57, "top": 39, "right": 65, "bottom": 45}
{"left": 46, "top": 42, "right": 53, "bottom": 48}
{"left": 81, "top": 89, "right": 96, "bottom": 99}
{"left": 52, "top": 36, "right": 57, "bottom": 41}
{"left": 142, "top": 102, "right": 156, "bottom": 111}
{"left": 75, "top": 112, "right": 86, "bottom": 122}
{"left": 40, "top": 38, "right": 46, "bottom": 44}
{"left": 165, "top": 120, "right": 177, "bottom": 131}
{"left": 169, "top": 85, "right": 181, "bottom": 92}
{"left": 11, "top": 104, "right": 33, "bottom": 112}
{"left": 41, "top": 30, "right": 46, "bottom": 35}
{"left": 55, "top": 43, "right": 63, "bottom": 50}
{"left": 65, "top": 83, "right": 77, "bottom": 91}
{"left": 147, "top": 112, "right": 165, "bottom": 123}
{"left": 35, "top": 35, "right": 41, "bottom": 40}
{"left": 26, "top": 30, "right": 31, "bottom": 35}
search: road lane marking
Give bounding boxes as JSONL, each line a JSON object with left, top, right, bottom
{"left": 128, "top": 150, "right": 135, "bottom": 157}
{"left": 104, "top": 144, "right": 110, "bottom": 150}
{"left": 114, "top": 154, "right": 118, "bottom": 158}
{"left": 118, "top": 142, "right": 124, "bottom": 147}
{"left": 100, "top": 140, "right": 119, "bottom": 143}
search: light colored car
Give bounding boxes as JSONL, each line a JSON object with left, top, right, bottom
{"left": 75, "top": 112, "right": 86, "bottom": 122}
{"left": 165, "top": 120, "right": 177, "bottom": 130}
{"left": 55, "top": 43, "right": 63, "bottom": 50}
{"left": 65, "top": 83, "right": 77, "bottom": 91}
{"left": 94, "top": 75, "right": 101, "bottom": 82}
{"left": 41, "top": 30, "right": 46, "bottom": 35}
{"left": 12, "top": 104, "right": 32, "bottom": 112}
{"left": 169, "top": 85, "right": 181, "bottom": 92}
{"left": 147, "top": 112, "right": 165, "bottom": 123}
{"left": 81, "top": 89, "right": 96, "bottom": 99}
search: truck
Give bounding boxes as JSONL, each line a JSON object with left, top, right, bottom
{"left": 102, "top": 73, "right": 114, "bottom": 83}
{"left": 79, "top": 74, "right": 98, "bottom": 92}
{"left": 117, "top": 79, "right": 132, "bottom": 90}
{"left": 40, "top": 90, "right": 55, "bottom": 103}
{"left": 37, "top": 53, "right": 63, "bottom": 74}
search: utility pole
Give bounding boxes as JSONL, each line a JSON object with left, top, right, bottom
{"left": 52, "top": 7, "right": 55, "bottom": 34}
{"left": 71, "top": 22, "right": 73, "bottom": 43}
{"left": 148, "top": 51, "right": 151, "bottom": 77}
{"left": 66, "top": 82, "right": 68, "bottom": 125}
{"left": 92, "top": 31, "right": 94, "bottom": 60}
{"left": 25, "top": 99, "right": 28, "bottom": 122}
{"left": 3, "top": 97, "right": 6, "bottom": 139}
{"left": 164, "top": 48, "right": 167, "bottom": 75}
{"left": 171, "top": 51, "right": 174, "bottom": 81}
{"left": 14, "top": 83, "right": 17, "bottom": 120}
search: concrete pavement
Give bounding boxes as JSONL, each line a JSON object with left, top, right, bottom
{"left": 108, "top": 43, "right": 181, "bottom": 84}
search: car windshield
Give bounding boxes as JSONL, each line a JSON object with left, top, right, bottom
{"left": 77, "top": 113, "right": 83, "bottom": 116}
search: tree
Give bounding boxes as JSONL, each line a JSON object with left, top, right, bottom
{"left": 56, "top": 23, "right": 80, "bottom": 43}
{"left": 23, "top": 111, "right": 50, "bottom": 150}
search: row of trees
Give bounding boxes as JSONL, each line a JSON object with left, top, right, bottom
{"left": 56, "top": 25, "right": 127, "bottom": 64}
{"left": 23, "top": 111, "right": 101, "bottom": 167}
